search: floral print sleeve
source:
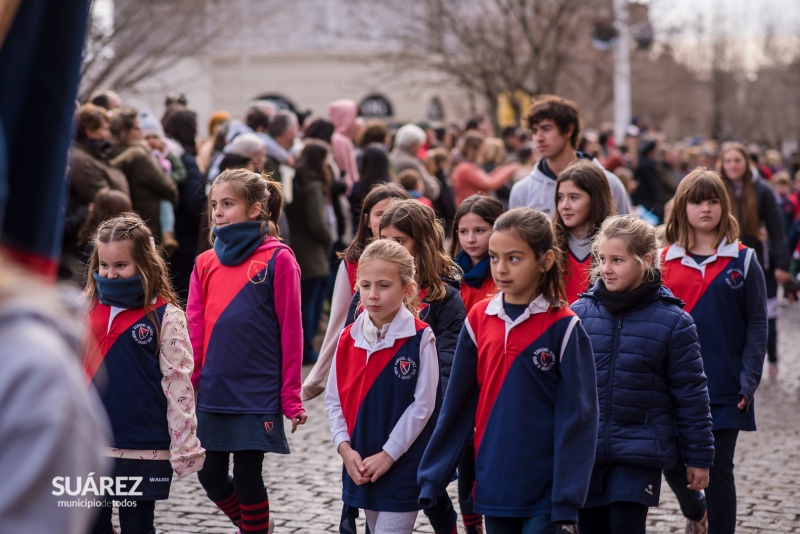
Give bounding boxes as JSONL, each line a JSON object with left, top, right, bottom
{"left": 160, "top": 303, "right": 205, "bottom": 476}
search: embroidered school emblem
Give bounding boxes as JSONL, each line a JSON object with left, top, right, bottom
{"left": 394, "top": 356, "right": 417, "bottom": 380}
{"left": 725, "top": 268, "right": 745, "bottom": 289}
{"left": 532, "top": 347, "right": 556, "bottom": 371}
{"left": 248, "top": 261, "right": 268, "bottom": 284}
{"left": 132, "top": 323, "right": 154, "bottom": 345}
{"left": 264, "top": 421, "right": 274, "bottom": 434}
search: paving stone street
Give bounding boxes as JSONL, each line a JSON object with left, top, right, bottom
{"left": 153, "top": 304, "right": 800, "bottom": 533}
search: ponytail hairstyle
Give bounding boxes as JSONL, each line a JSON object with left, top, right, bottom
{"left": 665, "top": 168, "right": 739, "bottom": 250}
{"left": 553, "top": 160, "right": 615, "bottom": 260}
{"left": 85, "top": 212, "right": 180, "bottom": 325}
{"left": 343, "top": 183, "right": 411, "bottom": 264}
{"left": 718, "top": 141, "right": 759, "bottom": 238}
{"left": 379, "top": 199, "right": 457, "bottom": 301}
{"left": 591, "top": 215, "right": 660, "bottom": 284}
{"left": 449, "top": 194, "right": 505, "bottom": 257}
{"left": 357, "top": 238, "right": 419, "bottom": 317}
{"left": 493, "top": 208, "right": 566, "bottom": 308}
{"left": 207, "top": 168, "right": 283, "bottom": 244}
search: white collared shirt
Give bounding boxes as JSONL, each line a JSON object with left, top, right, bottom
{"left": 325, "top": 306, "right": 439, "bottom": 461}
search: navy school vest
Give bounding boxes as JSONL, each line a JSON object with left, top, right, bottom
{"left": 335, "top": 319, "right": 438, "bottom": 512}
{"left": 87, "top": 300, "right": 170, "bottom": 450}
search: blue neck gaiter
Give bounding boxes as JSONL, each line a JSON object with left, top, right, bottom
{"left": 456, "top": 249, "right": 491, "bottom": 288}
{"left": 93, "top": 272, "right": 146, "bottom": 309}
{"left": 213, "top": 221, "right": 264, "bottom": 266}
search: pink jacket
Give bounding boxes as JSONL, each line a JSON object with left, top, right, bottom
{"left": 329, "top": 99, "right": 359, "bottom": 192}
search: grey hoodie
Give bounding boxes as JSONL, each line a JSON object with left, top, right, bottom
{"left": 509, "top": 156, "right": 632, "bottom": 217}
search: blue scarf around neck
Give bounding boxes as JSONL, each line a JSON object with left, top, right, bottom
{"left": 93, "top": 272, "right": 146, "bottom": 309}
{"left": 213, "top": 221, "right": 264, "bottom": 266}
{"left": 456, "top": 250, "right": 491, "bottom": 288}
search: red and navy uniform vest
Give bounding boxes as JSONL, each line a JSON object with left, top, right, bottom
{"left": 194, "top": 244, "right": 288, "bottom": 414}
{"left": 564, "top": 250, "right": 592, "bottom": 304}
{"left": 336, "top": 319, "right": 437, "bottom": 512}
{"left": 85, "top": 300, "right": 170, "bottom": 450}
{"left": 662, "top": 244, "right": 766, "bottom": 430}
{"left": 470, "top": 305, "right": 577, "bottom": 516}
{"left": 460, "top": 275, "right": 497, "bottom": 313}
{"left": 419, "top": 298, "right": 597, "bottom": 521}
{"left": 345, "top": 258, "right": 358, "bottom": 295}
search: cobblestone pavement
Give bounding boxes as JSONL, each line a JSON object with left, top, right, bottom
{"left": 152, "top": 304, "right": 800, "bottom": 533}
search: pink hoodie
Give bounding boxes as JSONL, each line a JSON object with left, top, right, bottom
{"left": 187, "top": 236, "right": 304, "bottom": 419}
{"left": 328, "top": 99, "right": 360, "bottom": 192}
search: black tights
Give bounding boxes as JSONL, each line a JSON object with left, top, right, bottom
{"left": 198, "top": 451, "right": 270, "bottom": 533}
{"left": 92, "top": 500, "right": 156, "bottom": 534}
{"left": 578, "top": 501, "right": 649, "bottom": 534}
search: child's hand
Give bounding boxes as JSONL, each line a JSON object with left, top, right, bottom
{"left": 737, "top": 396, "right": 747, "bottom": 412}
{"left": 685, "top": 466, "right": 710, "bottom": 491}
{"left": 288, "top": 412, "right": 308, "bottom": 433}
{"left": 338, "top": 442, "right": 369, "bottom": 485}
{"left": 361, "top": 451, "right": 395, "bottom": 483}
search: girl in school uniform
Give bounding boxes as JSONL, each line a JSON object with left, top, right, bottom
{"left": 346, "top": 199, "right": 466, "bottom": 533}
{"left": 448, "top": 193, "right": 505, "bottom": 533}
{"left": 553, "top": 160, "right": 615, "bottom": 304}
{"left": 450, "top": 194, "right": 504, "bottom": 314}
{"left": 84, "top": 212, "right": 205, "bottom": 534}
{"left": 326, "top": 238, "right": 440, "bottom": 534}
{"left": 188, "top": 168, "right": 307, "bottom": 534}
{"left": 661, "top": 169, "right": 767, "bottom": 534}
{"left": 571, "top": 215, "right": 715, "bottom": 534}
{"left": 418, "top": 207, "right": 599, "bottom": 534}
{"left": 302, "top": 183, "right": 411, "bottom": 401}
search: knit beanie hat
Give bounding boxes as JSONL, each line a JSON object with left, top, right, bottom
{"left": 139, "top": 110, "right": 164, "bottom": 139}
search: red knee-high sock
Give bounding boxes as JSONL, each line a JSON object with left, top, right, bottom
{"left": 213, "top": 489, "right": 242, "bottom": 526}
{"left": 240, "top": 499, "right": 270, "bottom": 533}
{"left": 461, "top": 513, "right": 483, "bottom": 534}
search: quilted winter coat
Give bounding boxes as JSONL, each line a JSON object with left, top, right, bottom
{"left": 571, "top": 283, "right": 714, "bottom": 470}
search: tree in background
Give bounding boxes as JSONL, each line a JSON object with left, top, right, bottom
{"left": 80, "top": 0, "right": 235, "bottom": 100}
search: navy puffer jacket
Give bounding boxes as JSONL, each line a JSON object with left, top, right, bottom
{"left": 571, "top": 283, "right": 714, "bottom": 470}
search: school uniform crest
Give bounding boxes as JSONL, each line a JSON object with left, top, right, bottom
{"left": 248, "top": 261, "right": 268, "bottom": 284}
{"left": 132, "top": 323, "right": 154, "bottom": 345}
{"left": 264, "top": 421, "right": 274, "bottom": 433}
{"left": 532, "top": 347, "right": 556, "bottom": 371}
{"left": 725, "top": 267, "right": 745, "bottom": 289}
{"left": 394, "top": 356, "right": 417, "bottom": 380}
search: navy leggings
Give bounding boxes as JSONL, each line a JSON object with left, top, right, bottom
{"left": 664, "top": 429, "right": 740, "bottom": 534}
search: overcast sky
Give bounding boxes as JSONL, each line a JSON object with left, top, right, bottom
{"left": 647, "top": 0, "right": 800, "bottom": 37}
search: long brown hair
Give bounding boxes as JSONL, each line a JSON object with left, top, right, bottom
{"left": 665, "top": 168, "right": 739, "bottom": 250}
{"left": 207, "top": 168, "right": 284, "bottom": 243}
{"left": 379, "top": 199, "right": 457, "bottom": 301}
{"left": 78, "top": 189, "right": 133, "bottom": 247}
{"left": 449, "top": 195, "right": 505, "bottom": 257}
{"left": 718, "top": 141, "right": 759, "bottom": 238}
{"left": 343, "top": 183, "right": 411, "bottom": 264}
{"left": 492, "top": 208, "right": 566, "bottom": 308}
{"left": 358, "top": 239, "right": 419, "bottom": 317}
{"left": 85, "top": 213, "right": 180, "bottom": 323}
{"left": 552, "top": 160, "right": 615, "bottom": 261}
